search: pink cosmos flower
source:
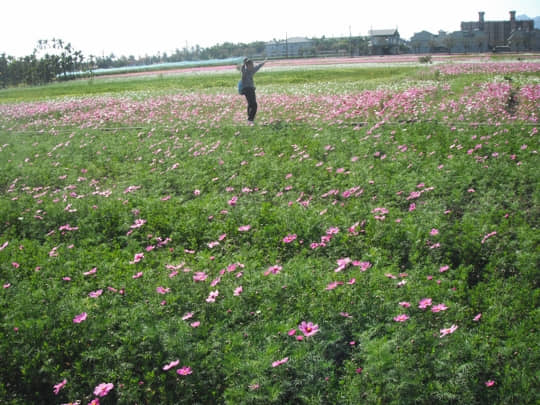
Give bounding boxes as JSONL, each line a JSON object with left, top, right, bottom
{"left": 271, "top": 357, "right": 289, "bottom": 367}
{"left": 182, "top": 312, "right": 194, "bottom": 320}
{"left": 156, "top": 286, "right": 170, "bottom": 294}
{"left": 130, "top": 219, "right": 146, "bottom": 229}
{"left": 399, "top": 301, "right": 411, "bottom": 308}
{"left": 372, "top": 207, "right": 388, "bottom": 215}
{"left": 132, "top": 271, "right": 143, "bottom": 279}
{"left": 348, "top": 222, "right": 360, "bottom": 235}
{"left": 190, "top": 321, "right": 200, "bottom": 328}
{"left": 431, "top": 303, "right": 448, "bottom": 313}
{"left": 12, "top": 262, "right": 20, "bottom": 268}
{"left": 326, "top": 227, "right": 340, "bottom": 235}
{"left": 430, "top": 228, "right": 439, "bottom": 236}
{"left": 193, "top": 272, "right": 208, "bottom": 282}
{"left": 393, "top": 314, "right": 409, "bottom": 322}
{"left": 298, "top": 321, "right": 319, "bottom": 337}
{"left": 335, "top": 257, "right": 352, "bottom": 272}
{"left": 177, "top": 366, "right": 192, "bottom": 375}
{"left": 88, "top": 399, "right": 100, "bottom": 405}
{"left": 130, "top": 253, "right": 144, "bottom": 264}
{"left": 238, "top": 225, "right": 251, "bottom": 232}
{"left": 94, "top": 382, "right": 114, "bottom": 397}
{"left": 288, "top": 329, "right": 297, "bottom": 336}
{"left": 0, "top": 241, "right": 8, "bottom": 250}
{"left": 53, "top": 379, "right": 67, "bottom": 395}
{"left": 439, "top": 324, "right": 458, "bottom": 338}
{"left": 88, "top": 289, "right": 103, "bottom": 298}
{"left": 83, "top": 267, "right": 97, "bottom": 276}
{"left": 163, "top": 360, "right": 180, "bottom": 370}
{"left": 282, "top": 234, "right": 297, "bottom": 243}
{"left": 439, "top": 265, "right": 450, "bottom": 273}
{"left": 264, "top": 265, "right": 282, "bottom": 276}
{"left": 73, "top": 312, "right": 87, "bottom": 323}
{"left": 355, "top": 261, "right": 372, "bottom": 272}
{"left": 485, "top": 380, "right": 495, "bottom": 387}
{"left": 372, "top": 207, "right": 388, "bottom": 220}
{"left": 473, "top": 313, "right": 482, "bottom": 322}
{"left": 326, "top": 281, "right": 343, "bottom": 290}
{"left": 481, "top": 231, "right": 497, "bottom": 244}
{"left": 233, "top": 286, "right": 243, "bottom": 296}
{"left": 418, "top": 298, "right": 433, "bottom": 309}
{"left": 3, "top": 283, "right": 11, "bottom": 289}
{"left": 206, "top": 290, "right": 219, "bottom": 303}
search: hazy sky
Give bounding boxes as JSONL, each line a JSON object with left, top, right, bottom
{"left": 2, "top": 0, "right": 539, "bottom": 58}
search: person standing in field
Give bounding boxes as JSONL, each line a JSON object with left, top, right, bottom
{"left": 241, "top": 57, "right": 267, "bottom": 124}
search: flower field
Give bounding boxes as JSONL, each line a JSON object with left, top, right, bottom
{"left": 0, "top": 59, "right": 539, "bottom": 404}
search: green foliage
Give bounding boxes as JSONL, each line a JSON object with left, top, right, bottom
{"left": 419, "top": 55, "right": 433, "bottom": 64}
{"left": 0, "top": 64, "right": 538, "bottom": 404}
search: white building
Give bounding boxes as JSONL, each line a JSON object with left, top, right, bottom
{"left": 265, "top": 37, "right": 314, "bottom": 58}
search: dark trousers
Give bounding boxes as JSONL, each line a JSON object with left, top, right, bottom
{"left": 243, "top": 87, "right": 257, "bottom": 121}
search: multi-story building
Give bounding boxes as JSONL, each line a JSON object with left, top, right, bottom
{"left": 265, "top": 37, "right": 314, "bottom": 58}
{"left": 461, "top": 11, "right": 535, "bottom": 50}
{"left": 368, "top": 29, "right": 401, "bottom": 55}
{"left": 410, "top": 10, "right": 538, "bottom": 53}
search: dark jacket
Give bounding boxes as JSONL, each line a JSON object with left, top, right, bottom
{"left": 241, "top": 61, "right": 265, "bottom": 88}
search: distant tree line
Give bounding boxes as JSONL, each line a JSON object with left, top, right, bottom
{"left": 0, "top": 39, "right": 86, "bottom": 88}
{"left": 1, "top": 37, "right": 371, "bottom": 88}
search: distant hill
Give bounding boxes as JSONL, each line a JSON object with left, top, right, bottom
{"left": 517, "top": 14, "right": 540, "bottom": 29}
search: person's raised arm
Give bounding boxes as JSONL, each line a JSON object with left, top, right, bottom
{"left": 254, "top": 59, "right": 267, "bottom": 72}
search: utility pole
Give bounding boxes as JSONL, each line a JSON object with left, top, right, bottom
{"left": 349, "top": 25, "right": 353, "bottom": 57}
